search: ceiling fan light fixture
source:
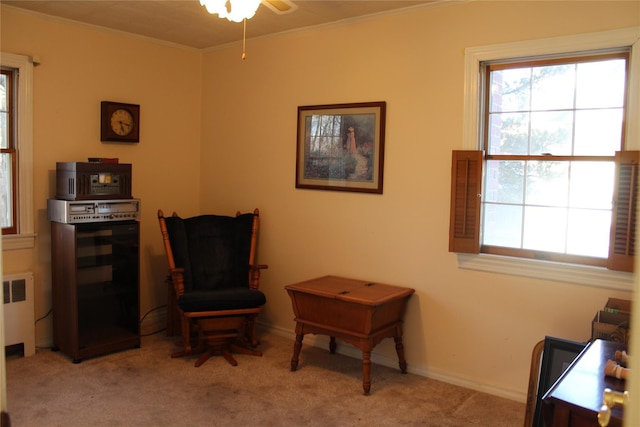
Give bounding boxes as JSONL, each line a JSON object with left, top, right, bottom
{"left": 199, "top": 0, "right": 262, "bottom": 23}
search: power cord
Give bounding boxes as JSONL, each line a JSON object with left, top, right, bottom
{"left": 139, "top": 304, "right": 167, "bottom": 336}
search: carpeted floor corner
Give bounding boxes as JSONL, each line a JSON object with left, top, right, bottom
{"left": 6, "top": 332, "right": 524, "bottom": 426}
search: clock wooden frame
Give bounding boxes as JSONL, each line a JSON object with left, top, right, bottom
{"left": 101, "top": 101, "right": 140, "bottom": 142}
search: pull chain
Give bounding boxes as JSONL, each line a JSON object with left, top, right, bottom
{"left": 242, "top": 18, "right": 247, "bottom": 60}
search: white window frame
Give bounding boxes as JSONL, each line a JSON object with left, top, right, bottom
{"left": 1, "top": 52, "right": 35, "bottom": 250}
{"left": 459, "top": 28, "right": 640, "bottom": 291}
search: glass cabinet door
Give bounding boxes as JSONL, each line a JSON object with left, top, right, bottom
{"left": 75, "top": 221, "right": 139, "bottom": 346}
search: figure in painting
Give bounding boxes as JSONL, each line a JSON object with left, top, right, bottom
{"left": 347, "top": 127, "right": 357, "bottom": 154}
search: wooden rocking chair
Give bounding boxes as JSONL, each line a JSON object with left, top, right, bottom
{"left": 157, "top": 208, "right": 268, "bottom": 366}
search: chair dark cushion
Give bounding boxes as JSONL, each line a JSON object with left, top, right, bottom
{"left": 164, "top": 213, "right": 255, "bottom": 292}
{"left": 177, "top": 288, "right": 266, "bottom": 312}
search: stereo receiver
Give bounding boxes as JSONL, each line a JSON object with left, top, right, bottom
{"left": 47, "top": 199, "right": 141, "bottom": 224}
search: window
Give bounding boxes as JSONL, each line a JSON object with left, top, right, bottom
{"left": 450, "top": 28, "right": 639, "bottom": 290}
{"left": 1, "top": 68, "right": 17, "bottom": 234}
{"left": 1, "top": 52, "right": 35, "bottom": 250}
{"left": 482, "top": 52, "right": 629, "bottom": 266}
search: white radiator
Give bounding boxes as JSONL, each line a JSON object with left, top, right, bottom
{"left": 3, "top": 272, "right": 35, "bottom": 356}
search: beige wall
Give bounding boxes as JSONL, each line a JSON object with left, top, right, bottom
{"left": 1, "top": 0, "right": 639, "bottom": 402}
{"left": 1, "top": 6, "right": 202, "bottom": 342}
{"left": 200, "top": 1, "right": 639, "bottom": 400}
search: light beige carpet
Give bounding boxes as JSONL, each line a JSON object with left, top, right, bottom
{"left": 6, "top": 332, "right": 524, "bottom": 426}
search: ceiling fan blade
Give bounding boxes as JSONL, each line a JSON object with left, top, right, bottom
{"left": 262, "top": 0, "right": 298, "bottom": 14}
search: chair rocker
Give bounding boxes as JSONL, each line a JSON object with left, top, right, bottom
{"left": 158, "top": 208, "right": 268, "bottom": 367}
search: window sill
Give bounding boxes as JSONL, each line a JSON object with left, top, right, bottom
{"left": 457, "top": 253, "right": 633, "bottom": 292}
{"left": 2, "top": 233, "right": 36, "bottom": 250}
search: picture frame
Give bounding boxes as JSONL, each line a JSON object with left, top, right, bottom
{"left": 296, "top": 101, "right": 386, "bottom": 193}
{"left": 531, "top": 336, "right": 587, "bottom": 427}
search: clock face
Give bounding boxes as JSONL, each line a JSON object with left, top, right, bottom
{"left": 110, "top": 108, "right": 134, "bottom": 136}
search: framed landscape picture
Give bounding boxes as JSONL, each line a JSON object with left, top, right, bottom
{"left": 296, "top": 101, "right": 386, "bottom": 194}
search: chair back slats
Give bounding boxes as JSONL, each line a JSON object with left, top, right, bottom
{"left": 165, "top": 216, "right": 195, "bottom": 291}
{"left": 183, "top": 214, "right": 253, "bottom": 291}
{"left": 158, "top": 209, "right": 261, "bottom": 293}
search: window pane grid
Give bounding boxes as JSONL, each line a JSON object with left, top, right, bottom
{"left": 0, "top": 151, "right": 15, "bottom": 231}
{"left": 487, "top": 56, "right": 627, "bottom": 157}
{"left": 482, "top": 158, "right": 615, "bottom": 258}
{"left": 481, "top": 52, "right": 626, "bottom": 263}
{"left": 1, "top": 68, "right": 16, "bottom": 234}
{"left": 482, "top": 70, "right": 624, "bottom": 263}
{"left": 1, "top": 70, "right": 10, "bottom": 150}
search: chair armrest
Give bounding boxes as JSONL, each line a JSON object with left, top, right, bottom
{"left": 168, "top": 267, "right": 186, "bottom": 296}
{"left": 248, "top": 264, "right": 268, "bottom": 290}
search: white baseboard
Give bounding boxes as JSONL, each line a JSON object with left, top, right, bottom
{"left": 261, "top": 323, "right": 526, "bottom": 404}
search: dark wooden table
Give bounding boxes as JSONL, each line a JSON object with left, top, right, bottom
{"left": 543, "top": 339, "right": 627, "bottom": 427}
{"left": 285, "top": 275, "right": 414, "bottom": 395}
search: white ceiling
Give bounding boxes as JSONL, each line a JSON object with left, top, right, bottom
{"left": 3, "top": 0, "right": 441, "bottom": 50}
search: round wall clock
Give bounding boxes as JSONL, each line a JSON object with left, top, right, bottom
{"left": 101, "top": 101, "right": 140, "bottom": 142}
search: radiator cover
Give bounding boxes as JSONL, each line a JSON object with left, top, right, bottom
{"left": 3, "top": 272, "right": 35, "bottom": 356}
